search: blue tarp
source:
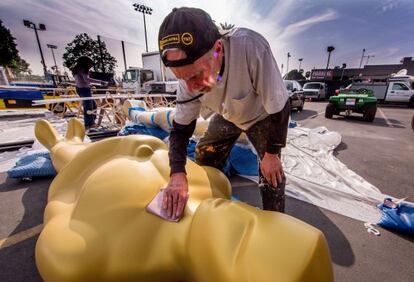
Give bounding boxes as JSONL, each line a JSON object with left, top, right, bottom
{"left": 0, "top": 90, "right": 44, "bottom": 100}
{"left": 7, "top": 151, "right": 56, "bottom": 178}
{"left": 377, "top": 198, "right": 414, "bottom": 237}
{"left": 118, "top": 120, "right": 299, "bottom": 178}
{"left": 118, "top": 124, "right": 169, "bottom": 140}
{"left": 10, "top": 82, "right": 55, "bottom": 88}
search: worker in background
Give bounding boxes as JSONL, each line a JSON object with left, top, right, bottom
{"left": 72, "top": 56, "right": 107, "bottom": 129}
{"left": 158, "top": 7, "right": 290, "bottom": 220}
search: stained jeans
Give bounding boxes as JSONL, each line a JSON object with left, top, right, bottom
{"left": 76, "top": 87, "right": 96, "bottom": 126}
{"left": 195, "top": 114, "right": 286, "bottom": 212}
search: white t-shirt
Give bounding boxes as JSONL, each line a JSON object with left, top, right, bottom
{"left": 174, "top": 27, "right": 289, "bottom": 130}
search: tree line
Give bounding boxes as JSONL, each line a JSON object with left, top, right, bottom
{"left": 0, "top": 19, "right": 116, "bottom": 77}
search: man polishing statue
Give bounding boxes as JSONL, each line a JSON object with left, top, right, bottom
{"left": 159, "top": 7, "right": 290, "bottom": 220}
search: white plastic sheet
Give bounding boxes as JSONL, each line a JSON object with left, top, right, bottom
{"left": 282, "top": 126, "right": 384, "bottom": 223}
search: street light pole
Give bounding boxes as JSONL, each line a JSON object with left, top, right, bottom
{"left": 359, "top": 48, "right": 365, "bottom": 68}
{"left": 142, "top": 12, "right": 148, "bottom": 52}
{"left": 47, "top": 44, "right": 58, "bottom": 74}
{"left": 23, "top": 20, "right": 47, "bottom": 77}
{"left": 298, "top": 58, "right": 303, "bottom": 72}
{"left": 340, "top": 63, "right": 347, "bottom": 81}
{"left": 286, "top": 52, "right": 291, "bottom": 76}
{"left": 133, "top": 3, "right": 153, "bottom": 53}
{"left": 324, "top": 46, "right": 335, "bottom": 82}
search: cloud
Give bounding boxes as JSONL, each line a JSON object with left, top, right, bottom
{"left": 277, "top": 9, "right": 338, "bottom": 41}
{"left": 380, "top": 0, "right": 401, "bottom": 12}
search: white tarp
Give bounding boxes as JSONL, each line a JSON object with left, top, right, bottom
{"left": 283, "top": 127, "right": 383, "bottom": 223}
{"left": 0, "top": 112, "right": 67, "bottom": 144}
{"left": 0, "top": 113, "right": 68, "bottom": 172}
{"left": 238, "top": 126, "right": 384, "bottom": 223}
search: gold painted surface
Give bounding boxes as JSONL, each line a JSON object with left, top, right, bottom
{"left": 35, "top": 118, "right": 333, "bottom": 282}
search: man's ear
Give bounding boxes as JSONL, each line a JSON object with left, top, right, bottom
{"left": 213, "top": 40, "right": 223, "bottom": 58}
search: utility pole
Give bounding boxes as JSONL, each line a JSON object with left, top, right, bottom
{"left": 47, "top": 44, "right": 58, "bottom": 74}
{"left": 365, "top": 55, "right": 375, "bottom": 65}
{"left": 359, "top": 48, "right": 366, "bottom": 68}
{"left": 23, "top": 20, "right": 47, "bottom": 77}
{"left": 133, "top": 3, "right": 153, "bottom": 52}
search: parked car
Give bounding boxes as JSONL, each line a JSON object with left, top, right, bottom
{"left": 284, "top": 80, "right": 305, "bottom": 111}
{"left": 303, "top": 82, "right": 328, "bottom": 100}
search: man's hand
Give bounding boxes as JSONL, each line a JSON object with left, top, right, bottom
{"left": 260, "top": 152, "right": 284, "bottom": 187}
{"left": 162, "top": 172, "right": 189, "bottom": 220}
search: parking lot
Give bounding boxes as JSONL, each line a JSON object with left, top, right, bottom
{"left": 0, "top": 101, "right": 413, "bottom": 281}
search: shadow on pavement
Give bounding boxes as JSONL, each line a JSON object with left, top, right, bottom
{"left": 333, "top": 141, "right": 348, "bottom": 157}
{"left": 231, "top": 175, "right": 355, "bottom": 267}
{"left": 286, "top": 198, "right": 355, "bottom": 267}
{"left": 0, "top": 175, "right": 51, "bottom": 282}
{"left": 331, "top": 115, "right": 406, "bottom": 128}
{"left": 0, "top": 235, "right": 42, "bottom": 282}
{"left": 0, "top": 177, "right": 50, "bottom": 235}
{"left": 291, "top": 109, "right": 319, "bottom": 121}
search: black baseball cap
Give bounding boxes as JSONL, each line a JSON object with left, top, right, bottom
{"left": 158, "top": 7, "right": 221, "bottom": 67}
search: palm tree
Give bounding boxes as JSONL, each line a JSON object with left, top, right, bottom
{"left": 219, "top": 22, "right": 235, "bottom": 30}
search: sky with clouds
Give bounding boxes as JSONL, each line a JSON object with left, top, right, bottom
{"left": 0, "top": 0, "right": 413, "bottom": 76}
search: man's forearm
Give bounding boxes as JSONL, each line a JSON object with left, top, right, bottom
{"left": 169, "top": 119, "right": 197, "bottom": 174}
{"left": 266, "top": 100, "right": 290, "bottom": 154}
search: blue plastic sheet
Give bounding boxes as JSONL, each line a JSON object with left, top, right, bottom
{"left": 118, "top": 124, "right": 169, "bottom": 140}
{"left": 377, "top": 198, "right": 414, "bottom": 236}
{"left": 7, "top": 151, "right": 56, "bottom": 178}
{"left": 0, "top": 90, "right": 44, "bottom": 100}
{"left": 120, "top": 120, "right": 298, "bottom": 177}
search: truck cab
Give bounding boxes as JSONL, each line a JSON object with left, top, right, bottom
{"left": 122, "top": 68, "right": 154, "bottom": 93}
{"left": 386, "top": 78, "right": 414, "bottom": 105}
{"left": 349, "top": 75, "right": 414, "bottom": 107}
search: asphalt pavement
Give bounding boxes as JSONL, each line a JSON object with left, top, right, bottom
{"left": 0, "top": 101, "right": 413, "bottom": 281}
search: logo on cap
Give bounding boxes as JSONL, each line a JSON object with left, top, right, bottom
{"left": 181, "top": 32, "right": 193, "bottom": 45}
{"left": 159, "top": 34, "right": 180, "bottom": 50}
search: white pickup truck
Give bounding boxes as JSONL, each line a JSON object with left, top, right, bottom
{"left": 349, "top": 75, "right": 414, "bottom": 107}
{"left": 303, "top": 82, "right": 328, "bottom": 100}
